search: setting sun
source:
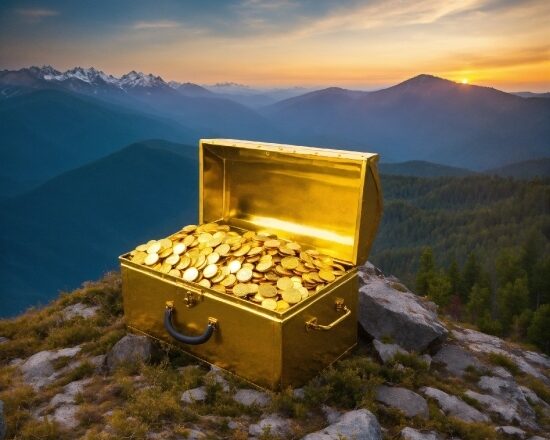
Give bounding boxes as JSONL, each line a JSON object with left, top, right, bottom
{"left": 461, "top": 79, "right": 469, "bottom": 84}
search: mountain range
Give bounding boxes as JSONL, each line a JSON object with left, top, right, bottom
{"left": 1, "top": 67, "right": 548, "bottom": 171}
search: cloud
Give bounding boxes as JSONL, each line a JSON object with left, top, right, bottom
{"left": 15, "top": 8, "right": 59, "bottom": 23}
{"left": 132, "top": 20, "right": 180, "bottom": 30}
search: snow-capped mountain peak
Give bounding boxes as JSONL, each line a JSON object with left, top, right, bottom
{"left": 119, "top": 70, "right": 167, "bottom": 88}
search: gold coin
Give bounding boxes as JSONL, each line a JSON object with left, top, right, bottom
{"left": 298, "top": 286, "right": 309, "bottom": 300}
{"left": 233, "top": 283, "right": 250, "bottom": 297}
{"left": 147, "top": 241, "right": 161, "bottom": 254}
{"left": 233, "top": 244, "right": 251, "bottom": 257}
{"left": 276, "top": 300, "right": 290, "bottom": 312}
{"left": 319, "top": 269, "right": 335, "bottom": 282}
{"left": 207, "top": 252, "right": 220, "bottom": 264}
{"left": 256, "top": 261, "right": 273, "bottom": 272}
{"left": 169, "top": 269, "right": 181, "bottom": 277}
{"left": 176, "top": 255, "right": 191, "bottom": 270}
{"left": 282, "top": 288, "right": 301, "bottom": 304}
{"left": 221, "top": 274, "right": 236, "bottom": 287}
{"left": 281, "top": 256, "right": 299, "bottom": 270}
{"left": 247, "top": 283, "right": 259, "bottom": 294}
{"left": 172, "top": 243, "right": 187, "bottom": 255}
{"left": 258, "top": 284, "right": 277, "bottom": 298}
{"left": 261, "top": 298, "right": 277, "bottom": 310}
{"left": 195, "top": 254, "right": 207, "bottom": 269}
{"left": 248, "top": 246, "right": 263, "bottom": 256}
{"left": 277, "top": 277, "right": 294, "bottom": 291}
{"left": 264, "top": 239, "right": 281, "bottom": 248}
{"left": 159, "top": 247, "right": 173, "bottom": 258}
{"left": 160, "top": 262, "right": 172, "bottom": 274}
{"left": 215, "top": 243, "right": 230, "bottom": 256}
{"left": 228, "top": 260, "right": 242, "bottom": 274}
{"left": 236, "top": 267, "right": 253, "bottom": 282}
{"left": 212, "top": 284, "right": 226, "bottom": 293}
{"left": 198, "top": 279, "right": 211, "bottom": 288}
{"left": 165, "top": 254, "right": 180, "bottom": 266}
{"left": 287, "top": 242, "right": 301, "bottom": 251}
{"left": 182, "top": 224, "right": 197, "bottom": 233}
{"left": 136, "top": 244, "right": 148, "bottom": 252}
{"left": 183, "top": 235, "right": 195, "bottom": 247}
{"left": 132, "top": 251, "right": 147, "bottom": 265}
{"left": 159, "top": 238, "right": 172, "bottom": 250}
{"left": 279, "top": 246, "right": 295, "bottom": 255}
{"left": 211, "top": 266, "right": 228, "bottom": 283}
{"left": 144, "top": 253, "right": 159, "bottom": 266}
{"left": 252, "top": 292, "right": 265, "bottom": 303}
{"left": 203, "top": 264, "right": 218, "bottom": 279}
{"left": 183, "top": 267, "right": 199, "bottom": 282}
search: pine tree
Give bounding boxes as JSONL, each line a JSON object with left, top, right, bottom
{"left": 497, "top": 277, "right": 530, "bottom": 334}
{"left": 416, "top": 247, "right": 435, "bottom": 296}
{"left": 466, "top": 283, "right": 492, "bottom": 324}
{"left": 427, "top": 271, "right": 452, "bottom": 307}
{"left": 528, "top": 304, "right": 550, "bottom": 354}
{"left": 447, "top": 258, "right": 462, "bottom": 299}
{"left": 461, "top": 253, "right": 480, "bottom": 301}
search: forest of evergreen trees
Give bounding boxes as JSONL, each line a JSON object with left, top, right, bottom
{"left": 370, "top": 174, "right": 549, "bottom": 353}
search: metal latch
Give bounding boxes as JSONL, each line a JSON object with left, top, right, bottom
{"left": 184, "top": 289, "right": 202, "bottom": 308}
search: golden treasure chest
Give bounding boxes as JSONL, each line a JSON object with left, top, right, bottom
{"left": 120, "top": 139, "right": 382, "bottom": 390}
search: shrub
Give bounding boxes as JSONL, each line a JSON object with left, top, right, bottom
{"left": 487, "top": 352, "right": 520, "bottom": 376}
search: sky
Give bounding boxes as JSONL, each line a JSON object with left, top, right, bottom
{"left": 0, "top": 0, "right": 549, "bottom": 91}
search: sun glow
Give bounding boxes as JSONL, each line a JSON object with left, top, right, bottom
{"left": 461, "top": 78, "right": 469, "bottom": 84}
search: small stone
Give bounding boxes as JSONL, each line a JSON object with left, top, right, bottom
{"left": 433, "top": 344, "right": 482, "bottom": 376}
{"left": 321, "top": 405, "right": 341, "bottom": 424}
{"left": 421, "top": 387, "right": 488, "bottom": 423}
{"left": 233, "top": 389, "right": 271, "bottom": 407}
{"left": 181, "top": 386, "right": 207, "bottom": 403}
{"left": 495, "top": 426, "right": 526, "bottom": 439}
{"left": 176, "top": 428, "right": 206, "bottom": 439}
{"left": 293, "top": 387, "right": 305, "bottom": 399}
{"left": 492, "top": 366, "right": 514, "bottom": 379}
{"left": 302, "top": 409, "right": 382, "bottom": 440}
{"left": 376, "top": 385, "right": 429, "bottom": 418}
{"left": 50, "top": 378, "right": 92, "bottom": 408}
{"left": 248, "top": 414, "right": 292, "bottom": 438}
{"left": 205, "top": 366, "right": 230, "bottom": 392}
{"left": 420, "top": 354, "right": 432, "bottom": 368}
{"left": 62, "top": 303, "right": 99, "bottom": 320}
{"left": 373, "top": 339, "right": 407, "bottom": 363}
{"left": 0, "top": 337, "right": 8, "bottom": 345}
{"left": 400, "top": 427, "right": 443, "bottom": 440}
{"left": 105, "top": 334, "right": 153, "bottom": 372}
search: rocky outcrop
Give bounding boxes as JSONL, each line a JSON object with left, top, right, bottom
{"left": 375, "top": 385, "right": 428, "bottom": 418}
{"left": 302, "top": 409, "right": 382, "bottom": 440}
{"left": 21, "top": 346, "right": 81, "bottom": 389}
{"left": 358, "top": 275, "right": 447, "bottom": 352}
{"left": 452, "top": 327, "right": 549, "bottom": 382}
{"left": 495, "top": 426, "right": 526, "bottom": 438}
{"left": 421, "top": 387, "right": 489, "bottom": 423}
{"left": 476, "top": 375, "right": 538, "bottom": 429}
{"left": 433, "top": 344, "right": 483, "bottom": 376}
{"left": 105, "top": 334, "right": 153, "bottom": 372}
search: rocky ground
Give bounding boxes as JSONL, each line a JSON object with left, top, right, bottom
{"left": 0, "top": 266, "right": 548, "bottom": 439}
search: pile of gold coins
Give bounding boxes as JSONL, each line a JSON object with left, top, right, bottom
{"left": 128, "top": 222, "right": 348, "bottom": 312}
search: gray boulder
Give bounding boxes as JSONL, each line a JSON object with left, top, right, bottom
{"left": 0, "top": 400, "right": 5, "bottom": 440}
{"left": 375, "top": 385, "right": 428, "bottom": 418}
{"left": 21, "top": 346, "right": 81, "bottom": 389}
{"left": 204, "top": 366, "right": 230, "bottom": 392}
{"left": 105, "top": 334, "right": 153, "bottom": 372}
{"left": 359, "top": 278, "right": 447, "bottom": 352}
{"left": 233, "top": 389, "right": 271, "bottom": 407}
{"left": 433, "top": 344, "right": 483, "bottom": 376}
{"left": 421, "top": 387, "right": 489, "bottom": 423}
{"left": 51, "top": 404, "right": 79, "bottom": 429}
{"left": 464, "top": 390, "right": 521, "bottom": 424}
{"left": 50, "top": 378, "right": 91, "bottom": 408}
{"left": 400, "top": 427, "right": 443, "bottom": 440}
{"left": 249, "top": 414, "right": 292, "bottom": 438}
{"left": 373, "top": 339, "right": 407, "bottom": 363}
{"left": 181, "top": 386, "right": 207, "bottom": 404}
{"left": 302, "top": 409, "right": 382, "bottom": 440}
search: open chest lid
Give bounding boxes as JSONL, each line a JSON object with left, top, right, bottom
{"left": 199, "top": 139, "right": 382, "bottom": 266}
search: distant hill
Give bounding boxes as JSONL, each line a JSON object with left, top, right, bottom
{"left": 0, "top": 140, "right": 199, "bottom": 317}
{"left": 263, "top": 75, "right": 550, "bottom": 170}
{"left": 379, "top": 160, "right": 474, "bottom": 177}
{"left": 0, "top": 89, "right": 198, "bottom": 197}
{"left": 514, "top": 91, "right": 550, "bottom": 99}
{"left": 485, "top": 157, "right": 550, "bottom": 179}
